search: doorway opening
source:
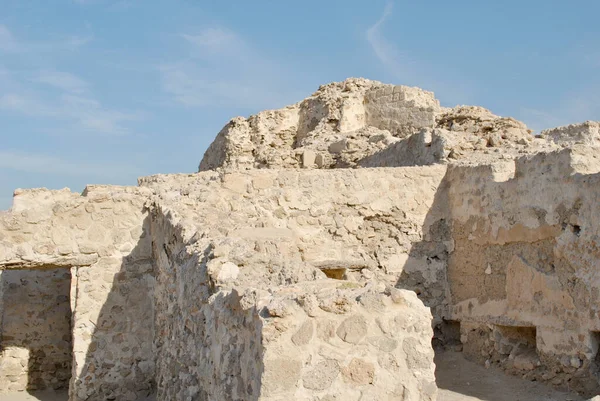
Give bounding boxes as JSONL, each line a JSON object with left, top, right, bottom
{"left": 0, "top": 268, "right": 73, "bottom": 393}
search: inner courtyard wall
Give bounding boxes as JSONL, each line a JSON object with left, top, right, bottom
{"left": 445, "top": 148, "right": 600, "bottom": 394}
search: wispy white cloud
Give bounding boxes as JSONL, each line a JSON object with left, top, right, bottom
{"left": 61, "top": 93, "right": 142, "bottom": 134}
{"left": 0, "top": 150, "right": 142, "bottom": 179}
{"left": 0, "top": 93, "right": 57, "bottom": 117}
{"left": 0, "top": 90, "right": 141, "bottom": 135}
{"left": 519, "top": 89, "right": 600, "bottom": 132}
{"left": 0, "top": 24, "right": 92, "bottom": 54}
{"left": 0, "top": 25, "right": 17, "bottom": 52}
{"left": 181, "top": 28, "right": 239, "bottom": 53}
{"left": 366, "top": 2, "right": 415, "bottom": 77}
{"left": 32, "top": 70, "right": 89, "bottom": 93}
{"left": 159, "top": 26, "right": 296, "bottom": 110}
{"left": 158, "top": 62, "right": 287, "bottom": 109}
{"left": 0, "top": 26, "right": 138, "bottom": 136}
{"left": 64, "top": 35, "right": 93, "bottom": 48}
{"left": 0, "top": 69, "right": 140, "bottom": 135}
{"left": 365, "top": 2, "right": 474, "bottom": 105}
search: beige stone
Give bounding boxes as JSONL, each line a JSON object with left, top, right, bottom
{"left": 2, "top": 78, "right": 600, "bottom": 401}
{"left": 336, "top": 315, "right": 368, "bottom": 344}
{"left": 342, "top": 358, "right": 375, "bottom": 385}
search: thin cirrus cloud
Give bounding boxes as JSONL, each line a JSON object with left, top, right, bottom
{"left": 181, "top": 28, "right": 239, "bottom": 54}
{"left": 31, "top": 70, "right": 89, "bottom": 94}
{"left": 0, "top": 25, "right": 140, "bottom": 136}
{"left": 0, "top": 23, "right": 92, "bottom": 53}
{"left": 0, "top": 89, "right": 141, "bottom": 136}
{"left": 0, "top": 24, "right": 17, "bottom": 52}
{"left": 365, "top": 2, "right": 474, "bottom": 105}
{"left": 159, "top": 26, "right": 296, "bottom": 111}
{"left": 366, "top": 2, "right": 414, "bottom": 79}
{"left": 0, "top": 150, "right": 141, "bottom": 179}
{"left": 520, "top": 90, "right": 600, "bottom": 132}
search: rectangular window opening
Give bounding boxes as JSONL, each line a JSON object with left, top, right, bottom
{"left": 320, "top": 267, "right": 347, "bottom": 280}
{"left": 433, "top": 319, "right": 462, "bottom": 349}
{"left": 494, "top": 325, "right": 537, "bottom": 357}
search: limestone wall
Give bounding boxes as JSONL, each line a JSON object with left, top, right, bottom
{"left": 149, "top": 202, "right": 437, "bottom": 400}
{"left": 0, "top": 165, "right": 448, "bottom": 400}
{"left": 4, "top": 77, "right": 600, "bottom": 400}
{"left": 143, "top": 167, "right": 444, "bottom": 400}
{"left": 142, "top": 166, "right": 450, "bottom": 320}
{"left": 150, "top": 214, "right": 264, "bottom": 400}
{"left": 364, "top": 84, "right": 438, "bottom": 137}
{"left": 445, "top": 148, "right": 600, "bottom": 393}
{"left": 0, "top": 186, "right": 155, "bottom": 401}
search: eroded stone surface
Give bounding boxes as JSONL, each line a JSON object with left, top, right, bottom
{"left": 2, "top": 78, "right": 600, "bottom": 400}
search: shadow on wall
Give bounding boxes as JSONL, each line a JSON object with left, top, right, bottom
{"left": 0, "top": 268, "right": 72, "bottom": 395}
{"left": 0, "top": 202, "right": 267, "bottom": 401}
{"left": 72, "top": 214, "right": 155, "bottom": 401}
{"left": 394, "top": 169, "right": 452, "bottom": 343}
{"left": 75, "top": 209, "right": 265, "bottom": 401}
{"left": 150, "top": 212, "right": 265, "bottom": 400}
{"left": 358, "top": 130, "right": 443, "bottom": 168}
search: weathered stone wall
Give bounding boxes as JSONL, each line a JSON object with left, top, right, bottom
{"left": 199, "top": 78, "right": 541, "bottom": 172}
{"left": 363, "top": 84, "right": 439, "bottom": 137}
{"left": 0, "top": 165, "right": 447, "bottom": 400}
{"left": 0, "top": 186, "right": 155, "bottom": 401}
{"left": 143, "top": 167, "right": 444, "bottom": 400}
{"left": 150, "top": 204, "right": 265, "bottom": 401}
{"left": 541, "top": 120, "right": 600, "bottom": 145}
{"left": 0, "top": 268, "right": 72, "bottom": 392}
{"left": 149, "top": 203, "right": 437, "bottom": 400}
{"left": 445, "top": 148, "right": 600, "bottom": 394}
{"left": 141, "top": 166, "right": 450, "bottom": 322}
{"left": 6, "top": 78, "right": 599, "bottom": 399}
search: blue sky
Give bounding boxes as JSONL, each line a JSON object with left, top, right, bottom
{"left": 1, "top": 1, "right": 599, "bottom": 210}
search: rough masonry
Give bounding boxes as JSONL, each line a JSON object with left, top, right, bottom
{"left": 0, "top": 78, "right": 599, "bottom": 400}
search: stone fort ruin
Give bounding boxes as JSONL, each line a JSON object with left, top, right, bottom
{"left": 1, "top": 78, "right": 600, "bottom": 400}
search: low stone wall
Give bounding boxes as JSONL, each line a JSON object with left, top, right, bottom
{"left": 260, "top": 284, "right": 437, "bottom": 401}
{"left": 0, "top": 186, "right": 155, "bottom": 401}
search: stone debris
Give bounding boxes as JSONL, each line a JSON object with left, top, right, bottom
{"left": 1, "top": 78, "right": 600, "bottom": 400}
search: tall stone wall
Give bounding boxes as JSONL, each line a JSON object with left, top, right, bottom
{"left": 150, "top": 205, "right": 265, "bottom": 400}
